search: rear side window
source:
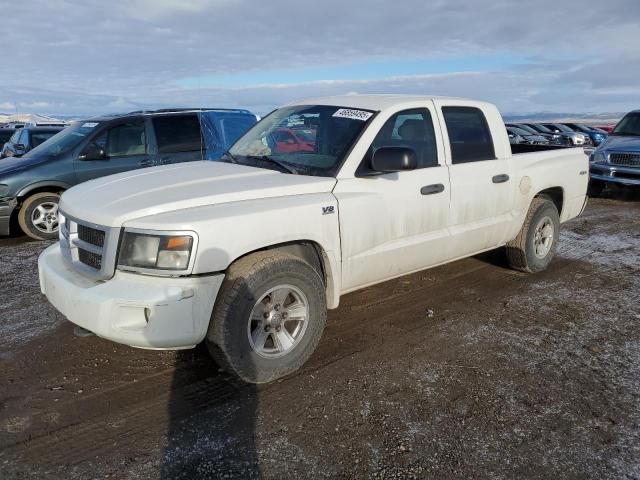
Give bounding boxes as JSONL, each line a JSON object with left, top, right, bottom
{"left": 442, "top": 107, "right": 495, "bottom": 164}
{"left": 152, "top": 114, "right": 202, "bottom": 154}
{"left": 369, "top": 108, "right": 439, "bottom": 169}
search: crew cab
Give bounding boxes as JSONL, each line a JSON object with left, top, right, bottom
{"left": 0, "top": 108, "right": 257, "bottom": 240}
{"left": 589, "top": 109, "right": 640, "bottom": 193}
{"left": 39, "top": 95, "right": 589, "bottom": 383}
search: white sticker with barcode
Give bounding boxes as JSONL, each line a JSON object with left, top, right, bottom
{"left": 82, "top": 122, "right": 99, "bottom": 128}
{"left": 332, "top": 108, "right": 373, "bottom": 121}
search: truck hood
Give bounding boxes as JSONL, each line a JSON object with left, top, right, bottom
{"left": 598, "top": 135, "right": 640, "bottom": 153}
{"left": 60, "top": 161, "right": 337, "bottom": 227}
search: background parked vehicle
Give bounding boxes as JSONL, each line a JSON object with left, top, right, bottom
{"left": 1, "top": 126, "right": 64, "bottom": 158}
{"left": 541, "top": 123, "right": 589, "bottom": 146}
{"left": 562, "top": 122, "right": 608, "bottom": 146}
{"left": 589, "top": 109, "right": 640, "bottom": 195}
{"left": 520, "top": 123, "right": 579, "bottom": 146}
{"left": 0, "top": 128, "right": 16, "bottom": 150}
{"left": 0, "top": 108, "right": 257, "bottom": 240}
{"left": 506, "top": 126, "right": 549, "bottom": 145}
{"left": 594, "top": 125, "right": 615, "bottom": 134}
{"left": 508, "top": 123, "right": 563, "bottom": 145}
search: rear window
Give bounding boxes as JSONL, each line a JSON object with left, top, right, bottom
{"left": 152, "top": 114, "right": 202, "bottom": 154}
{"left": 442, "top": 107, "right": 495, "bottom": 164}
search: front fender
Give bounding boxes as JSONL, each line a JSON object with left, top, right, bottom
{"left": 124, "top": 193, "right": 343, "bottom": 308}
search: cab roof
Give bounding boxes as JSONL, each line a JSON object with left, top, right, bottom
{"left": 286, "top": 94, "right": 472, "bottom": 111}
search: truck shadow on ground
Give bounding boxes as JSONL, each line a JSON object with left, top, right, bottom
{"left": 160, "top": 347, "right": 262, "bottom": 479}
{"left": 596, "top": 184, "right": 640, "bottom": 202}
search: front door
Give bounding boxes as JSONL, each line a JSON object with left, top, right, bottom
{"left": 334, "top": 107, "right": 451, "bottom": 292}
{"left": 75, "top": 119, "right": 152, "bottom": 183}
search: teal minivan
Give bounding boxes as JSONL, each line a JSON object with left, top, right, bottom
{"left": 0, "top": 108, "right": 257, "bottom": 240}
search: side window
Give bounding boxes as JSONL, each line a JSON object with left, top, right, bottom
{"left": 442, "top": 107, "right": 495, "bottom": 164}
{"left": 100, "top": 121, "right": 147, "bottom": 157}
{"left": 368, "top": 108, "right": 439, "bottom": 169}
{"left": 152, "top": 114, "right": 202, "bottom": 154}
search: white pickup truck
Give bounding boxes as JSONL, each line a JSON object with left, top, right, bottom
{"left": 39, "top": 95, "right": 589, "bottom": 383}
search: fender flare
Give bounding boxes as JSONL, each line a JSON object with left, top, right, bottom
{"left": 16, "top": 181, "right": 71, "bottom": 198}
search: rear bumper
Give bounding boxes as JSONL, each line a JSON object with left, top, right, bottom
{"left": 39, "top": 244, "right": 224, "bottom": 349}
{"left": 0, "top": 197, "right": 17, "bottom": 236}
{"left": 590, "top": 163, "right": 640, "bottom": 186}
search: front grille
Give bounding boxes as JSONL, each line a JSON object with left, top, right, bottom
{"left": 610, "top": 153, "right": 640, "bottom": 167}
{"left": 78, "top": 248, "right": 102, "bottom": 270}
{"left": 77, "top": 224, "right": 105, "bottom": 247}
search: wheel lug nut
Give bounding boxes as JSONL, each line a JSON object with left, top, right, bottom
{"left": 264, "top": 325, "right": 271, "bottom": 332}
{"left": 263, "top": 312, "right": 270, "bottom": 319}
{"left": 282, "top": 312, "right": 288, "bottom": 319}
{"left": 274, "top": 304, "right": 281, "bottom": 311}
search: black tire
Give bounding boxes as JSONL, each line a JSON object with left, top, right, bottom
{"left": 206, "top": 251, "right": 327, "bottom": 384}
{"left": 18, "top": 192, "right": 61, "bottom": 241}
{"left": 587, "top": 180, "right": 605, "bottom": 197}
{"left": 506, "top": 196, "right": 560, "bottom": 273}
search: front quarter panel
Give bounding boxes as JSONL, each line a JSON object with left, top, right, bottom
{"left": 123, "top": 193, "right": 342, "bottom": 307}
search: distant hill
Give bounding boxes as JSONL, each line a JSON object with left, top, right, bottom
{"left": 504, "top": 112, "right": 623, "bottom": 125}
{"left": 0, "top": 113, "right": 68, "bottom": 125}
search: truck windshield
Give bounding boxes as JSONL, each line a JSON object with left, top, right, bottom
{"left": 612, "top": 112, "right": 640, "bottom": 136}
{"left": 24, "top": 121, "right": 102, "bottom": 157}
{"left": 227, "top": 105, "right": 376, "bottom": 176}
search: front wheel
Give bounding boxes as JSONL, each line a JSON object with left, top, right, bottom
{"left": 18, "top": 192, "right": 61, "bottom": 241}
{"left": 206, "top": 251, "right": 327, "bottom": 384}
{"left": 506, "top": 197, "right": 560, "bottom": 273}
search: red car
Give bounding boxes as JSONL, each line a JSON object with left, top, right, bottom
{"left": 594, "top": 125, "right": 615, "bottom": 134}
{"left": 272, "top": 128, "right": 316, "bottom": 153}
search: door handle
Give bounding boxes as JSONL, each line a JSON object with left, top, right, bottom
{"left": 420, "top": 183, "right": 445, "bottom": 195}
{"left": 492, "top": 174, "right": 509, "bottom": 184}
{"left": 138, "top": 159, "right": 153, "bottom": 167}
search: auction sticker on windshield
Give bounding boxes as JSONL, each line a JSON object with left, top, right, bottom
{"left": 82, "top": 122, "right": 99, "bottom": 128}
{"left": 332, "top": 109, "right": 374, "bottom": 121}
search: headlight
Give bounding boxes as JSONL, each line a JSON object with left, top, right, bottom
{"left": 118, "top": 231, "right": 196, "bottom": 272}
{"left": 591, "top": 151, "right": 607, "bottom": 163}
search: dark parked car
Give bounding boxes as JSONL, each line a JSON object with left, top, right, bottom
{"left": 541, "top": 123, "right": 589, "bottom": 146}
{"left": 561, "top": 123, "right": 608, "bottom": 146}
{"left": 1, "top": 127, "right": 64, "bottom": 158}
{"left": 506, "top": 126, "right": 549, "bottom": 145}
{"left": 507, "top": 123, "right": 563, "bottom": 145}
{"left": 520, "top": 123, "right": 580, "bottom": 146}
{"left": 589, "top": 109, "right": 640, "bottom": 194}
{"left": 0, "top": 129, "right": 16, "bottom": 150}
{"left": 0, "top": 108, "right": 257, "bottom": 240}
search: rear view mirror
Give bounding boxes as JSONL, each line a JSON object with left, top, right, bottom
{"left": 79, "top": 144, "right": 106, "bottom": 161}
{"left": 371, "top": 146, "right": 417, "bottom": 173}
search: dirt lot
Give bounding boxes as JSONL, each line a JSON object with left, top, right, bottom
{"left": 1, "top": 190, "right": 639, "bottom": 479}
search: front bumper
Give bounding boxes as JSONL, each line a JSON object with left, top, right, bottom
{"left": 38, "top": 244, "right": 223, "bottom": 349}
{"left": 590, "top": 163, "right": 640, "bottom": 186}
{"left": 0, "top": 197, "right": 17, "bottom": 236}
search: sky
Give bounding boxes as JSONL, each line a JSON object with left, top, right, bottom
{"left": 1, "top": 0, "right": 639, "bottom": 117}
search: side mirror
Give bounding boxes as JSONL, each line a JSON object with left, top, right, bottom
{"left": 13, "top": 143, "right": 25, "bottom": 152}
{"left": 371, "top": 146, "right": 417, "bottom": 173}
{"left": 79, "top": 144, "right": 106, "bottom": 161}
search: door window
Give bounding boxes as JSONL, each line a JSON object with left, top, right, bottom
{"left": 152, "top": 114, "right": 202, "bottom": 154}
{"left": 94, "top": 121, "right": 147, "bottom": 157}
{"left": 442, "top": 107, "right": 495, "bottom": 164}
{"left": 362, "top": 108, "right": 438, "bottom": 173}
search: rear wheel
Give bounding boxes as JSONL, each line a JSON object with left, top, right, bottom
{"left": 506, "top": 196, "right": 560, "bottom": 273}
{"left": 18, "top": 192, "right": 60, "bottom": 241}
{"left": 206, "top": 251, "right": 327, "bottom": 384}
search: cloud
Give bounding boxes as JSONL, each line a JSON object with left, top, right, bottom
{"left": 1, "top": 0, "right": 639, "bottom": 115}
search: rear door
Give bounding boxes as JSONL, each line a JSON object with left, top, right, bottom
{"left": 74, "top": 118, "right": 152, "bottom": 183}
{"left": 151, "top": 113, "right": 203, "bottom": 166}
{"left": 435, "top": 103, "right": 513, "bottom": 256}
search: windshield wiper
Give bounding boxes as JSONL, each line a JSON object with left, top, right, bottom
{"left": 244, "top": 155, "right": 299, "bottom": 175}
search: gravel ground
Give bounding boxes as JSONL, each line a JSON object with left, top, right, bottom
{"left": 0, "top": 189, "right": 639, "bottom": 479}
